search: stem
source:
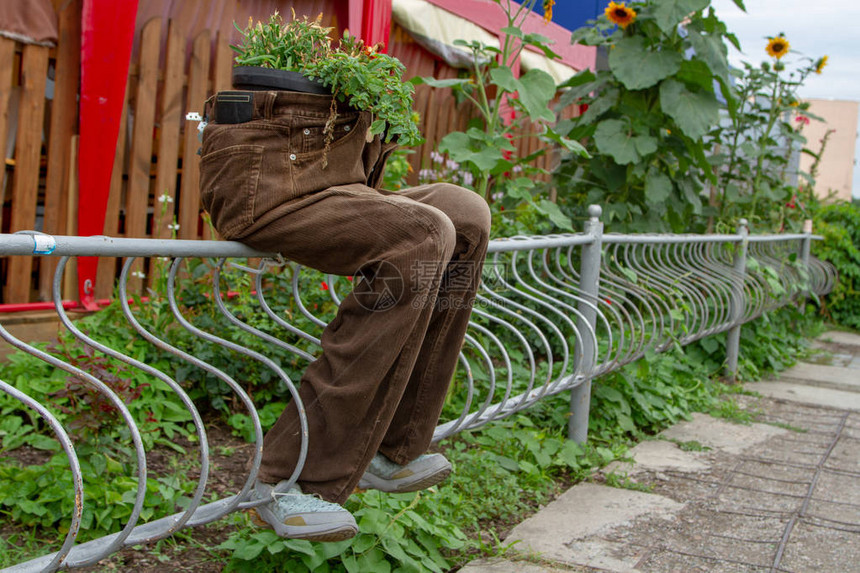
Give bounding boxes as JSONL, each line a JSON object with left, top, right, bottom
{"left": 722, "top": 81, "right": 752, "bottom": 221}
{"left": 749, "top": 78, "right": 781, "bottom": 218}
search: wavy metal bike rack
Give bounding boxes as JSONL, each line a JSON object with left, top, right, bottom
{"left": 0, "top": 207, "right": 836, "bottom": 572}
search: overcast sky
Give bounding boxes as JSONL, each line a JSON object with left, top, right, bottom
{"left": 710, "top": 0, "right": 860, "bottom": 198}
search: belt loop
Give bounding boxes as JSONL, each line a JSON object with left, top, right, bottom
{"left": 263, "top": 91, "right": 277, "bottom": 119}
{"left": 203, "top": 94, "right": 215, "bottom": 120}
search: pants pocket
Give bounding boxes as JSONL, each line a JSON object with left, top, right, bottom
{"left": 200, "top": 144, "right": 263, "bottom": 239}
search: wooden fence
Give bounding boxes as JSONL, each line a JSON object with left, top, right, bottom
{"left": 0, "top": 5, "right": 578, "bottom": 305}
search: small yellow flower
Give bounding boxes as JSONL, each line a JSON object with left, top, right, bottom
{"left": 766, "top": 36, "right": 790, "bottom": 59}
{"left": 543, "top": 0, "right": 555, "bottom": 23}
{"left": 815, "top": 55, "right": 828, "bottom": 74}
{"left": 605, "top": 1, "right": 637, "bottom": 29}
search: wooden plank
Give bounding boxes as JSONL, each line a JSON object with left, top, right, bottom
{"left": 153, "top": 20, "right": 184, "bottom": 240}
{"left": 124, "top": 18, "right": 162, "bottom": 294}
{"left": 202, "top": 28, "right": 232, "bottom": 241}
{"left": 420, "top": 87, "right": 437, "bottom": 174}
{"left": 409, "top": 85, "right": 429, "bottom": 185}
{"left": 178, "top": 29, "right": 210, "bottom": 240}
{"left": 62, "top": 136, "right": 79, "bottom": 299}
{"left": 39, "top": 0, "right": 82, "bottom": 300}
{"left": 213, "top": 29, "right": 234, "bottom": 93}
{"left": 7, "top": 45, "right": 49, "bottom": 303}
{"left": 126, "top": 18, "right": 161, "bottom": 240}
{"left": 94, "top": 82, "right": 130, "bottom": 300}
{"left": 0, "top": 38, "right": 16, "bottom": 231}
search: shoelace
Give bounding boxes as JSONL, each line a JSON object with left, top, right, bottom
{"left": 271, "top": 489, "right": 335, "bottom": 512}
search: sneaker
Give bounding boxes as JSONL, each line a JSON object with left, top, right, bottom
{"left": 357, "top": 453, "right": 452, "bottom": 493}
{"left": 250, "top": 480, "right": 358, "bottom": 542}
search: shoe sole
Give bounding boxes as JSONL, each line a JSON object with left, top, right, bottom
{"left": 249, "top": 509, "right": 358, "bottom": 543}
{"left": 358, "top": 463, "right": 452, "bottom": 493}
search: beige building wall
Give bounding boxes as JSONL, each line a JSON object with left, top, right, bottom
{"left": 798, "top": 99, "right": 858, "bottom": 202}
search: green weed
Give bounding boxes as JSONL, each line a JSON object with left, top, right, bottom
{"left": 603, "top": 472, "right": 654, "bottom": 494}
{"left": 674, "top": 440, "right": 711, "bottom": 452}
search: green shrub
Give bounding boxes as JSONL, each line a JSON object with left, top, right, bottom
{"left": 813, "top": 202, "right": 860, "bottom": 329}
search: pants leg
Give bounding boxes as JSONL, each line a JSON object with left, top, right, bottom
{"left": 244, "top": 183, "right": 475, "bottom": 504}
{"left": 376, "top": 184, "right": 491, "bottom": 464}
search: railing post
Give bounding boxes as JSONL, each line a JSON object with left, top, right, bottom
{"left": 799, "top": 219, "right": 813, "bottom": 306}
{"left": 725, "top": 218, "right": 749, "bottom": 382}
{"left": 569, "top": 205, "right": 603, "bottom": 443}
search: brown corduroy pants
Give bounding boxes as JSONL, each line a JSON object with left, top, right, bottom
{"left": 200, "top": 91, "right": 491, "bottom": 504}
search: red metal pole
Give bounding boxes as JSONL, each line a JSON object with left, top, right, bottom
{"left": 76, "top": 0, "right": 139, "bottom": 309}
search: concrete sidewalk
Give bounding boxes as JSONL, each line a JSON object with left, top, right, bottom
{"left": 461, "top": 331, "right": 860, "bottom": 573}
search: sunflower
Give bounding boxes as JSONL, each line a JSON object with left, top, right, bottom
{"left": 543, "top": 0, "right": 555, "bottom": 23}
{"left": 605, "top": 1, "right": 637, "bottom": 29}
{"left": 815, "top": 55, "right": 828, "bottom": 74}
{"left": 765, "top": 36, "right": 790, "bottom": 59}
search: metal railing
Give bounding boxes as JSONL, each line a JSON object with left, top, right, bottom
{"left": 0, "top": 206, "right": 836, "bottom": 572}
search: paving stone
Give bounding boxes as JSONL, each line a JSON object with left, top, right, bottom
{"left": 824, "top": 435, "right": 860, "bottom": 473}
{"left": 745, "top": 381, "right": 860, "bottom": 411}
{"left": 737, "top": 459, "right": 814, "bottom": 484}
{"left": 619, "top": 509, "right": 785, "bottom": 568}
{"left": 805, "top": 498, "right": 860, "bottom": 526}
{"left": 830, "top": 353, "right": 856, "bottom": 367}
{"left": 778, "top": 520, "right": 860, "bottom": 572}
{"left": 635, "top": 551, "right": 772, "bottom": 573}
{"left": 731, "top": 469, "right": 810, "bottom": 498}
{"left": 604, "top": 439, "right": 709, "bottom": 476}
{"left": 716, "top": 485, "right": 805, "bottom": 515}
{"left": 458, "top": 558, "right": 587, "bottom": 573}
{"left": 778, "top": 362, "right": 860, "bottom": 393}
{"left": 459, "top": 334, "right": 860, "bottom": 573}
{"left": 659, "top": 413, "right": 788, "bottom": 455}
{"left": 819, "top": 330, "right": 860, "bottom": 347}
{"left": 812, "top": 470, "right": 860, "bottom": 506}
{"left": 505, "top": 483, "right": 684, "bottom": 570}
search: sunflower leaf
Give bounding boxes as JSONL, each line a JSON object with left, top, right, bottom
{"left": 653, "top": 0, "right": 710, "bottom": 35}
{"left": 645, "top": 168, "right": 672, "bottom": 205}
{"left": 686, "top": 28, "right": 730, "bottom": 82}
{"left": 659, "top": 79, "right": 720, "bottom": 140}
{"left": 593, "top": 119, "right": 656, "bottom": 165}
{"left": 515, "top": 69, "right": 558, "bottom": 122}
{"left": 609, "top": 36, "right": 682, "bottom": 90}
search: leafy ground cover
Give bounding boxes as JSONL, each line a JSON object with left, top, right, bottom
{"left": 0, "top": 294, "right": 825, "bottom": 571}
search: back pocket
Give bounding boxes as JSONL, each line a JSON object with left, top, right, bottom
{"left": 200, "top": 144, "right": 263, "bottom": 239}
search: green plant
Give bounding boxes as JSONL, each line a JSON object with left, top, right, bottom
{"left": 554, "top": 1, "right": 829, "bottom": 234}
{"left": 674, "top": 439, "right": 710, "bottom": 452}
{"left": 603, "top": 471, "right": 654, "bottom": 493}
{"left": 413, "top": 0, "right": 587, "bottom": 222}
{"left": 589, "top": 347, "right": 722, "bottom": 439}
{"left": 232, "top": 12, "right": 421, "bottom": 147}
{"left": 710, "top": 40, "right": 827, "bottom": 231}
{"left": 813, "top": 203, "right": 860, "bottom": 329}
{"left": 0, "top": 443, "right": 196, "bottom": 540}
{"left": 766, "top": 421, "right": 807, "bottom": 433}
{"left": 221, "top": 489, "right": 468, "bottom": 572}
{"left": 554, "top": 0, "right": 736, "bottom": 232}
{"left": 381, "top": 148, "right": 415, "bottom": 191}
{"left": 708, "top": 397, "right": 755, "bottom": 424}
{"left": 0, "top": 530, "right": 59, "bottom": 569}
